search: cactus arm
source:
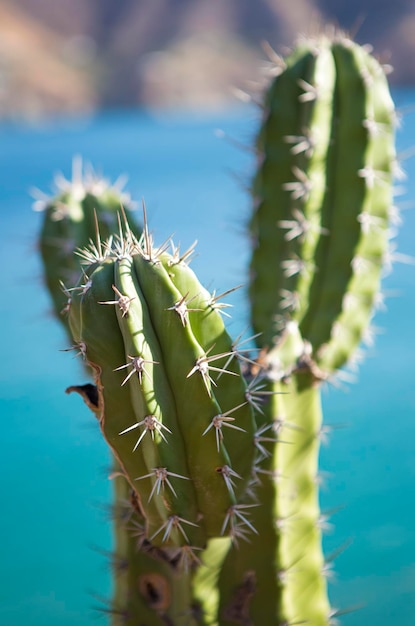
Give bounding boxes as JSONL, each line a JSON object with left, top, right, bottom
{"left": 68, "top": 223, "right": 257, "bottom": 552}
{"left": 299, "top": 41, "right": 395, "bottom": 373}
{"left": 70, "top": 261, "right": 204, "bottom": 622}
{"left": 215, "top": 322, "right": 328, "bottom": 626}
{"left": 272, "top": 372, "right": 329, "bottom": 625}
{"left": 250, "top": 36, "right": 395, "bottom": 376}
{"left": 236, "top": 31, "right": 396, "bottom": 626}
{"left": 37, "top": 160, "right": 140, "bottom": 332}
{"left": 70, "top": 258, "right": 207, "bottom": 547}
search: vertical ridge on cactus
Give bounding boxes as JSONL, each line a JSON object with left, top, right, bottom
{"left": 250, "top": 33, "right": 396, "bottom": 375}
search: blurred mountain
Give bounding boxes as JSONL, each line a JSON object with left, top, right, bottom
{"left": 1, "top": 0, "right": 415, "bottom": 118}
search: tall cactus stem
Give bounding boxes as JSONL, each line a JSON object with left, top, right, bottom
{"left": 219, "top": 30, "right": 396, "bottom": 626}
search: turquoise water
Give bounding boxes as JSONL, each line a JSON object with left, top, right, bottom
{"left": 1, "top": 93, "right": 415, "bottom": 625}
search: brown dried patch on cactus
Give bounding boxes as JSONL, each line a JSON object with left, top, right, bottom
{"left": 138, "top": 572, "right": 171, "bottom": 612}
{"left": 65, "top": 383, "right": 99, "bottom": 413}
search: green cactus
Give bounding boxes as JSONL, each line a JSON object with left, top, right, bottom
{"left": 66, "top": 214, "right": 258, "bottom": 622}
{"left": 34, "top": 157, "right": 141, "bottom": 331}
{"left": 35, "top": 161, "right": 181, "bottom": 624}
{"left": 68, "top": 217, "right": 257, "bottom": 547}
{"left": 217, "top": 32, "right": 396, "bottom": 625}
{"left": 39, "top": 30, "right": 398, "bottom": 626}
{"left": 249, "top": 34, "right": 395, "bottom": 369}
{"left": 35, "top": 159, "right": 252, "bottom": 625}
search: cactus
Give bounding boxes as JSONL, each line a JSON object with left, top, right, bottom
{"left": 68, "top": 217, "right": 257, "bottom": 547}
{"left": 34, "top": 157, "right": 140, "bottom": 331}
{"left": 249, "top": 34, "right": 396, "bottom": 368}
{"left": 66, "top": 213, "right": 258, "bottom": 622}
{"left": 35, "top": 160, "right": 251, "bottom": 624}
{"left": 217, "top": 32, "right": 396, "bottom": 625}
{"left": 37, "top": 29, "right": 399, "bottom": 626}
{"left": 35, "top": 162, "right": 216, "bottom": 625}
{"left": 35, "top": 161, "right": 178, "bottom": 623}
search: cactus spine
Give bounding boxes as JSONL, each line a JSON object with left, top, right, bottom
{"left": 217, "top": 32, "right": 396, "bottom": 625}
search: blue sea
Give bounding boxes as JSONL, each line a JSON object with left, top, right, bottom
{"left": 1, "top": 92, "right": 415, "bottom": 625}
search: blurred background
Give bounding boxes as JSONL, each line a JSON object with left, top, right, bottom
{"left": 1, "top": 2, "right": 415, "bottom": 626}
{"left": 1, "top": 0, "right": 415, "bottom": 119}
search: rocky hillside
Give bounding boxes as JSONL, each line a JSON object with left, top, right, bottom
{"left": 1, "top": 0, "right": 414, "bottom": 118}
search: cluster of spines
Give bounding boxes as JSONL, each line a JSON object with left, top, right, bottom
{"left": 94, "top": 471, "right": 205, "bottom": 626}
{"left": 35, "top": 157, "right": 140, "bottom": 326}
{"left": 67, "top": 212, "right": 262, "bottom": 563}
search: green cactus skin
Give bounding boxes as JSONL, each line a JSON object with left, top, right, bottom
{"left": 68, "top": 218, "right": 257, "bottom": 555}
{"left": 250, "top": 34, "right": 395, "bottom": 374}
{"left": 108, "top": 470, "right": 234, "bottom": 625}
{"left": 215, "top": 33, "right": 396, "bottom": 625}
{"left": 216, "top": 325, "right": 317, "bottom": 626}
{"left": 35, "top": 158, "right": 141, "bottom": 330}
{"left": 108, "top": 472, "right": 203, "bottom": 626}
